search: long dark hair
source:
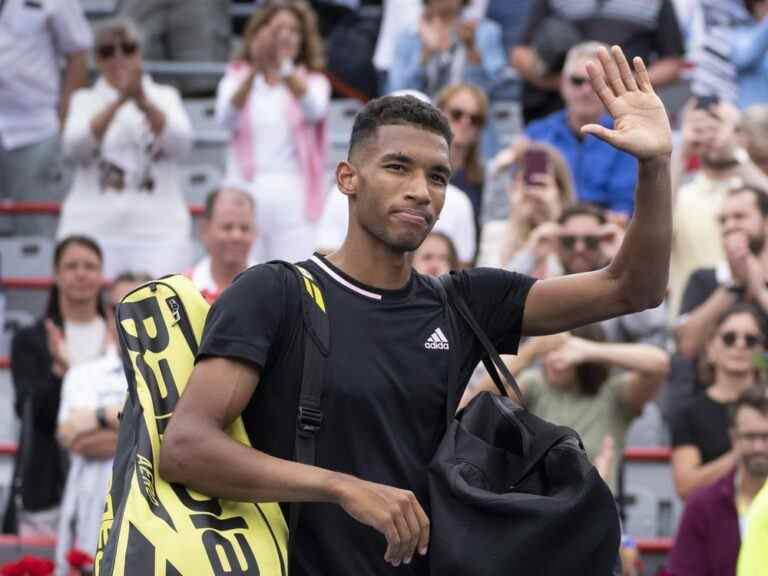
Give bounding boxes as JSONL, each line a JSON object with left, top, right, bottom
{"left": 45, "top": 236, "right": 106, "bottom": 323}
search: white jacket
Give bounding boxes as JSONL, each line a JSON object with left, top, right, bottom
{"left": 58, "top": 75, "right": 192, "bottom": 241}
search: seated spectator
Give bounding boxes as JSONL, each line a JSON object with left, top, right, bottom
{"left": 676, "top": 185, "right": 768, "bottom": 359}
{"left": 58, "top": 19, "right": 194, "bottom": 279}
{"left": 555, "top": 205, "right": 668, "bottom": 347}
{"left": 477, "top": 141, "right": 574, "bottom": 277}
{"left": 728, "top": 0, "right": 768, "bottom": 109}
{"left": 471, "top": 324, "right": 670, "bottom": 491}
{"left": 387, "top": 0, "right": 506, "bottom": 97}
{"left": 373, "top": 0, "right": 424, "bottom": 93}
{"left": 215, "top": 0, "right": 330, "bottom": 263}
{"left": 7, "top": 237, "right": 107, "bottom": 537}
{"left": 668, "top": 384, "right": 768, "bottom": 576}
{"left": 120, "top": 0, "right": 230, "bottom": 97}
{"left": 671, "top": 304, "right": 764, "bottom": 500}
{"left": 54, "top": 272, "right": 150, "bottom": 576}
{"left": 0, "top": 0, "right": 91, "bottom": 235}
{"left": 739, "top": 105, "right": 768, "bottom": 176}
{"left": 669, "top": 99, "right": 768, "bottom": 317}
{"left": 525, "top": 42, "right": 639, "bottom": 215}
{"left": 511, "top": 0, "right": 685, "bottom": 124}
{"left": 411, "top": 231, "right": 459, "bottom": 277}
{"left": 190, "top": 187, "right": 257, "bottom": 303}
{"left": 436, "top": 82, "right": 489, "bottom": 219}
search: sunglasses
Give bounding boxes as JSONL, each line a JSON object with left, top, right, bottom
{"left": 569, "top": 75, "right": 589, "bottom": 87}
{"left": 719, "top": 331, "right": 763, "bottom": 349}
{"left": 97, "top": 41, "right": 139, "bottom": 59}
{"left": 559, "top": 234, "right": 602, "bottom": 251}
{"left": 735, "top": 431, "right": 768, "bottom": 443}
{"left": 447, "top": 108, "right": 484, "bottom": 127}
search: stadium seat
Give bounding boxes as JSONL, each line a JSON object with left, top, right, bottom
{"left": 181, "top": 164, "right": 224, "bottom": 205}
{"left": 0, "top": 370, "right": 17, "bottom": 445}
{"left": 626, "top": 401, "right": 670, "bottom": 447}
{"left": 79, "top": 0, "right": 120, "bottom": 17}
{"left": 328, "top": 99, "right": 363, "bottom": 149}
{"left": 184, "top": 98, "right": 229, "bottom": 143}
{"left": 0, "top": 237, "right": 54, "bottom": 278}
{"left": 0, "top": 309, "right": 34, "bottom": 358}
{"left": 623, "top": 458, "right": 682, "bottom": 539}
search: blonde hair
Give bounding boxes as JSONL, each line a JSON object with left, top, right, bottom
{"left": 435, "top": 83, "right": 489, "bottom": 186}
{"left": 563, "top": 41, "right": 609, "bottom": 75}
{"left": 238, "top": 0, "right": 325, "bottom": 71}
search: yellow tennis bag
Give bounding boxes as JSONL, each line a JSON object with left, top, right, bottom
{"left": 94, "top": 267, "right": 327, "bottom": 576}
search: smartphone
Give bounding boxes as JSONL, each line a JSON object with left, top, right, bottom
{"left": 695, "top": 95, "right": 720, "bottom": 111}
{"left": 522, "top": 149, "right": 550, "bottom": 185}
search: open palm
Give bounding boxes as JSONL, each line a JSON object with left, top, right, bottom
{"left": 583, "top": 46, "right": 672, "bottom": 161}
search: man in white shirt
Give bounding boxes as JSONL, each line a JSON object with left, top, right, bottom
{"left": 54, "top": 272, "right": 149, "bottom": 575}
{"left": 189, "top": 187, "right": 257, "bottom": 302}
{"left": 0, "top": 0, "right": 92, "bottom": 234}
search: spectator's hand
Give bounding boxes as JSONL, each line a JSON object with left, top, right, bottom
{"left": 545, "top": 335, "right": 595, "bottom": 371}
{"left": 491, "top": 138, "right": 529, "bottom": 176}
{"left": 529, "top": 333, "right": 570, "bottom": 359}
{"left": 335, "top": 475, "right": 430, "bottom": 566}
{"left": 117, "top": 63, "right": 143, "bottom": 101}
{"left": 45, "top": 319, "right": 68, "bottom": 378}
{"left": 418, "top": 15, "right": 451, "bottom": 57}
{"left": 592, "top": 435, "right": 615, "bottom": 483}
{"left": 724, "top": 231, "right": 751, "bottom": 286}
{"left": 744, "top": 252, "right": 768, "bottom": 302}
{"left": 58, "top": 408, "right": 98, "bottom": 448}
{"left": 680, "top": 100, "right": 719, "bottom": 157}
{"left": 581, "top": 46, "right": 672, "bottom": 161}
{"left": 525, "top": 221, "right": 561, "bottom": 261}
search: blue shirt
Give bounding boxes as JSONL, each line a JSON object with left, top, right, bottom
{"left": 525, "top": 110, "right": 638, "bottom": 214}
{"left": 731, "top": 17, "right": 768, "bottom": 109}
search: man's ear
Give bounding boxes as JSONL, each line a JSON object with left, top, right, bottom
{"left": 337, "top": 161, "right": 358, "bottom": 197}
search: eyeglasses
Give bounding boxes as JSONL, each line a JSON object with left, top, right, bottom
{"left": 559, "top": 235, "right": 601, "bottom": 251}
{"left": 568, "top": 75, "right": 589, "bottom": 87}
{"left": 447, "top": 108, "right": 484, "bottom": 127}
{"left": 719, "top": 331, "right": 763, "bottom": 348}
{"left": 735, "top": 431, "right": 768, "bottom": 443}
{"left": 96, "top": 41, "right": 139, "bottom": 59}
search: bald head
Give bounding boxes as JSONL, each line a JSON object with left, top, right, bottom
{"left": 202, "top": 188, "right": 256, "bottom": 272}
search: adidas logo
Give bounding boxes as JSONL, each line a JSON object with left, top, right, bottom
{"left": 425, "top": 327, "right": 450, "bottom": 350}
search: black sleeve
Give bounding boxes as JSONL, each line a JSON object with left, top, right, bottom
{"left": 520, "top": 0, "right": 552, "bottom": 45}
{"left": 453, "top": 267, "right": 537, "bottom": 355}
{"left": 679, "top": 269, "right": 718, "bottom": 317}
{"left": 670, "top": 400, "right": 696, "bottom": 448}
{"left": 197, "top": 264, "right": 293, "bottom": 371}
{"left": 653, "top": 0, "right": 685, "bottom": 59}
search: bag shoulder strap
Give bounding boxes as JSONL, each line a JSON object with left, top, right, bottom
{"left": 438, "top": 274, "right": 527, "bottom": 411}
{"left": 269, "top": 260, "right": 330, "bottom": 566}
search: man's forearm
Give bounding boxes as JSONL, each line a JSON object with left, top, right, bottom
{"left": 59, "top": 52, "right": 88, "bottom": 127}
{"left": 160, "top": 420, "right": 347, "bottom": 505}
{"left": 608, "top": 156, "right": 672, "bottom": 310}
{"left": 647, "top": 58, "right": 684, "bottom": 88}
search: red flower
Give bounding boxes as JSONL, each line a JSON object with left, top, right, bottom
{"left": 66, "top": 549, "right": 94, "bottom": 569}
{"left": 0, "top": 555, "right": 55, "bottom": 576}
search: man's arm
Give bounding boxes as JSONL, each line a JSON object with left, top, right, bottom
{"left": 675, "top": 287, "right": 736, "bottom": 359}
{"left": 160, "top": 356, "right": 430, "bottom": 566}
{"left": 59, "top": 51, "right": 89, "bottom": 127}
{"left": 522, "top": 46, "right": 673, "bottom": 336}
{"left": 671, "top": 446, "right": 738, "bottom": 500}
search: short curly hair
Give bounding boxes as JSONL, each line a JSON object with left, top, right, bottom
{"left": 348, "top": 95, "right": 453, "bottom": 159}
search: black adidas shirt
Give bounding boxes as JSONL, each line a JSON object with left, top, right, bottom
{"left": 198, "top": 254, "right": 536, "bottom": 575}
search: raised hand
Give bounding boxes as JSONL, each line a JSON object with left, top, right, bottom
{"left": 582, "top": 46, "right": 672, "bottom": 161}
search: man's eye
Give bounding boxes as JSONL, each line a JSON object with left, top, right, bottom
{"left": 386, "top": 164, "right": 405, "bottom": 172}
{"left": 431, "top": 175, "right": 448, "bottom": 185}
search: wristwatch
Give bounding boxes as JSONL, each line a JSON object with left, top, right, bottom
{"left": 96, "top": 406, "right": 110, "bottom": 429}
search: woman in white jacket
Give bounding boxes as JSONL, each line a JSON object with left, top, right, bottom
{"left": 58, "top": 18, "right": 193, "bottom": 278}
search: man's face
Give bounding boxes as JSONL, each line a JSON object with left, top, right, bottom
{"left": 561, "top": 58, "right": 604, "bottom": 124}
{"left": 557, "top": 214, "right": 608, "bottom": 274}
{"left": 202, "top": 192, "right": 256, "bottom": 270}
{"left": 732, "top": 405, "right": 768, "bottom": 479}
{"left": 345, "top": 124, "right": 451, "bottom": 253}
{"left": 718, "top": 191, "right": 767, "bottom": 255}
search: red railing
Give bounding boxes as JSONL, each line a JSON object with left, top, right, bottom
{"left": 0, "top": 201, "right": 204, "bottom": 217}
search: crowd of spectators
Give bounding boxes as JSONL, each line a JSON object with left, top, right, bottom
{"left": 3, "top": 0, "right": 768, "bottom": 574}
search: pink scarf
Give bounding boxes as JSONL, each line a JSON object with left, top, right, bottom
{"left": 230, "top": 61, "right": 327, "bottom": 222}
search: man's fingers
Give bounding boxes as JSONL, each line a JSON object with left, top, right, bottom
{"left": 632, "top": 56, "right": 653, "bottom": 93}
{"left": 390, "top": 512, "right": 411, "bottom": 565}
{"left": 401, "top": 499, "right": 422, "bottom": 563}
{"left": 585, "top": 61, "right": 615, "bottom": 109}
{"left": 413, "top": 498, "right": 430, "bottom": 555}
{"left": 581, "top": 123, "right": 619, "bottom": 145}
{"left": 597, "top": 46, "right": 625, "bottom": 96}
{"left": 612, "top": 45, "right": 638, "bottom": 92}
{"left": 383, "top": 521, "right": 401, "bottom": 564}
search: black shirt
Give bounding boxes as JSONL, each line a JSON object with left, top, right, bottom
{"left": 198, "top": 255, "right": 535, "bottom": 575}
{"left": 671, "top": 394, "right": 732, "bottom": 464}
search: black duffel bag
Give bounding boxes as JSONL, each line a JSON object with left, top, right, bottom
{"left": 428, "top": 275, "right": 621, "bottom": 575}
